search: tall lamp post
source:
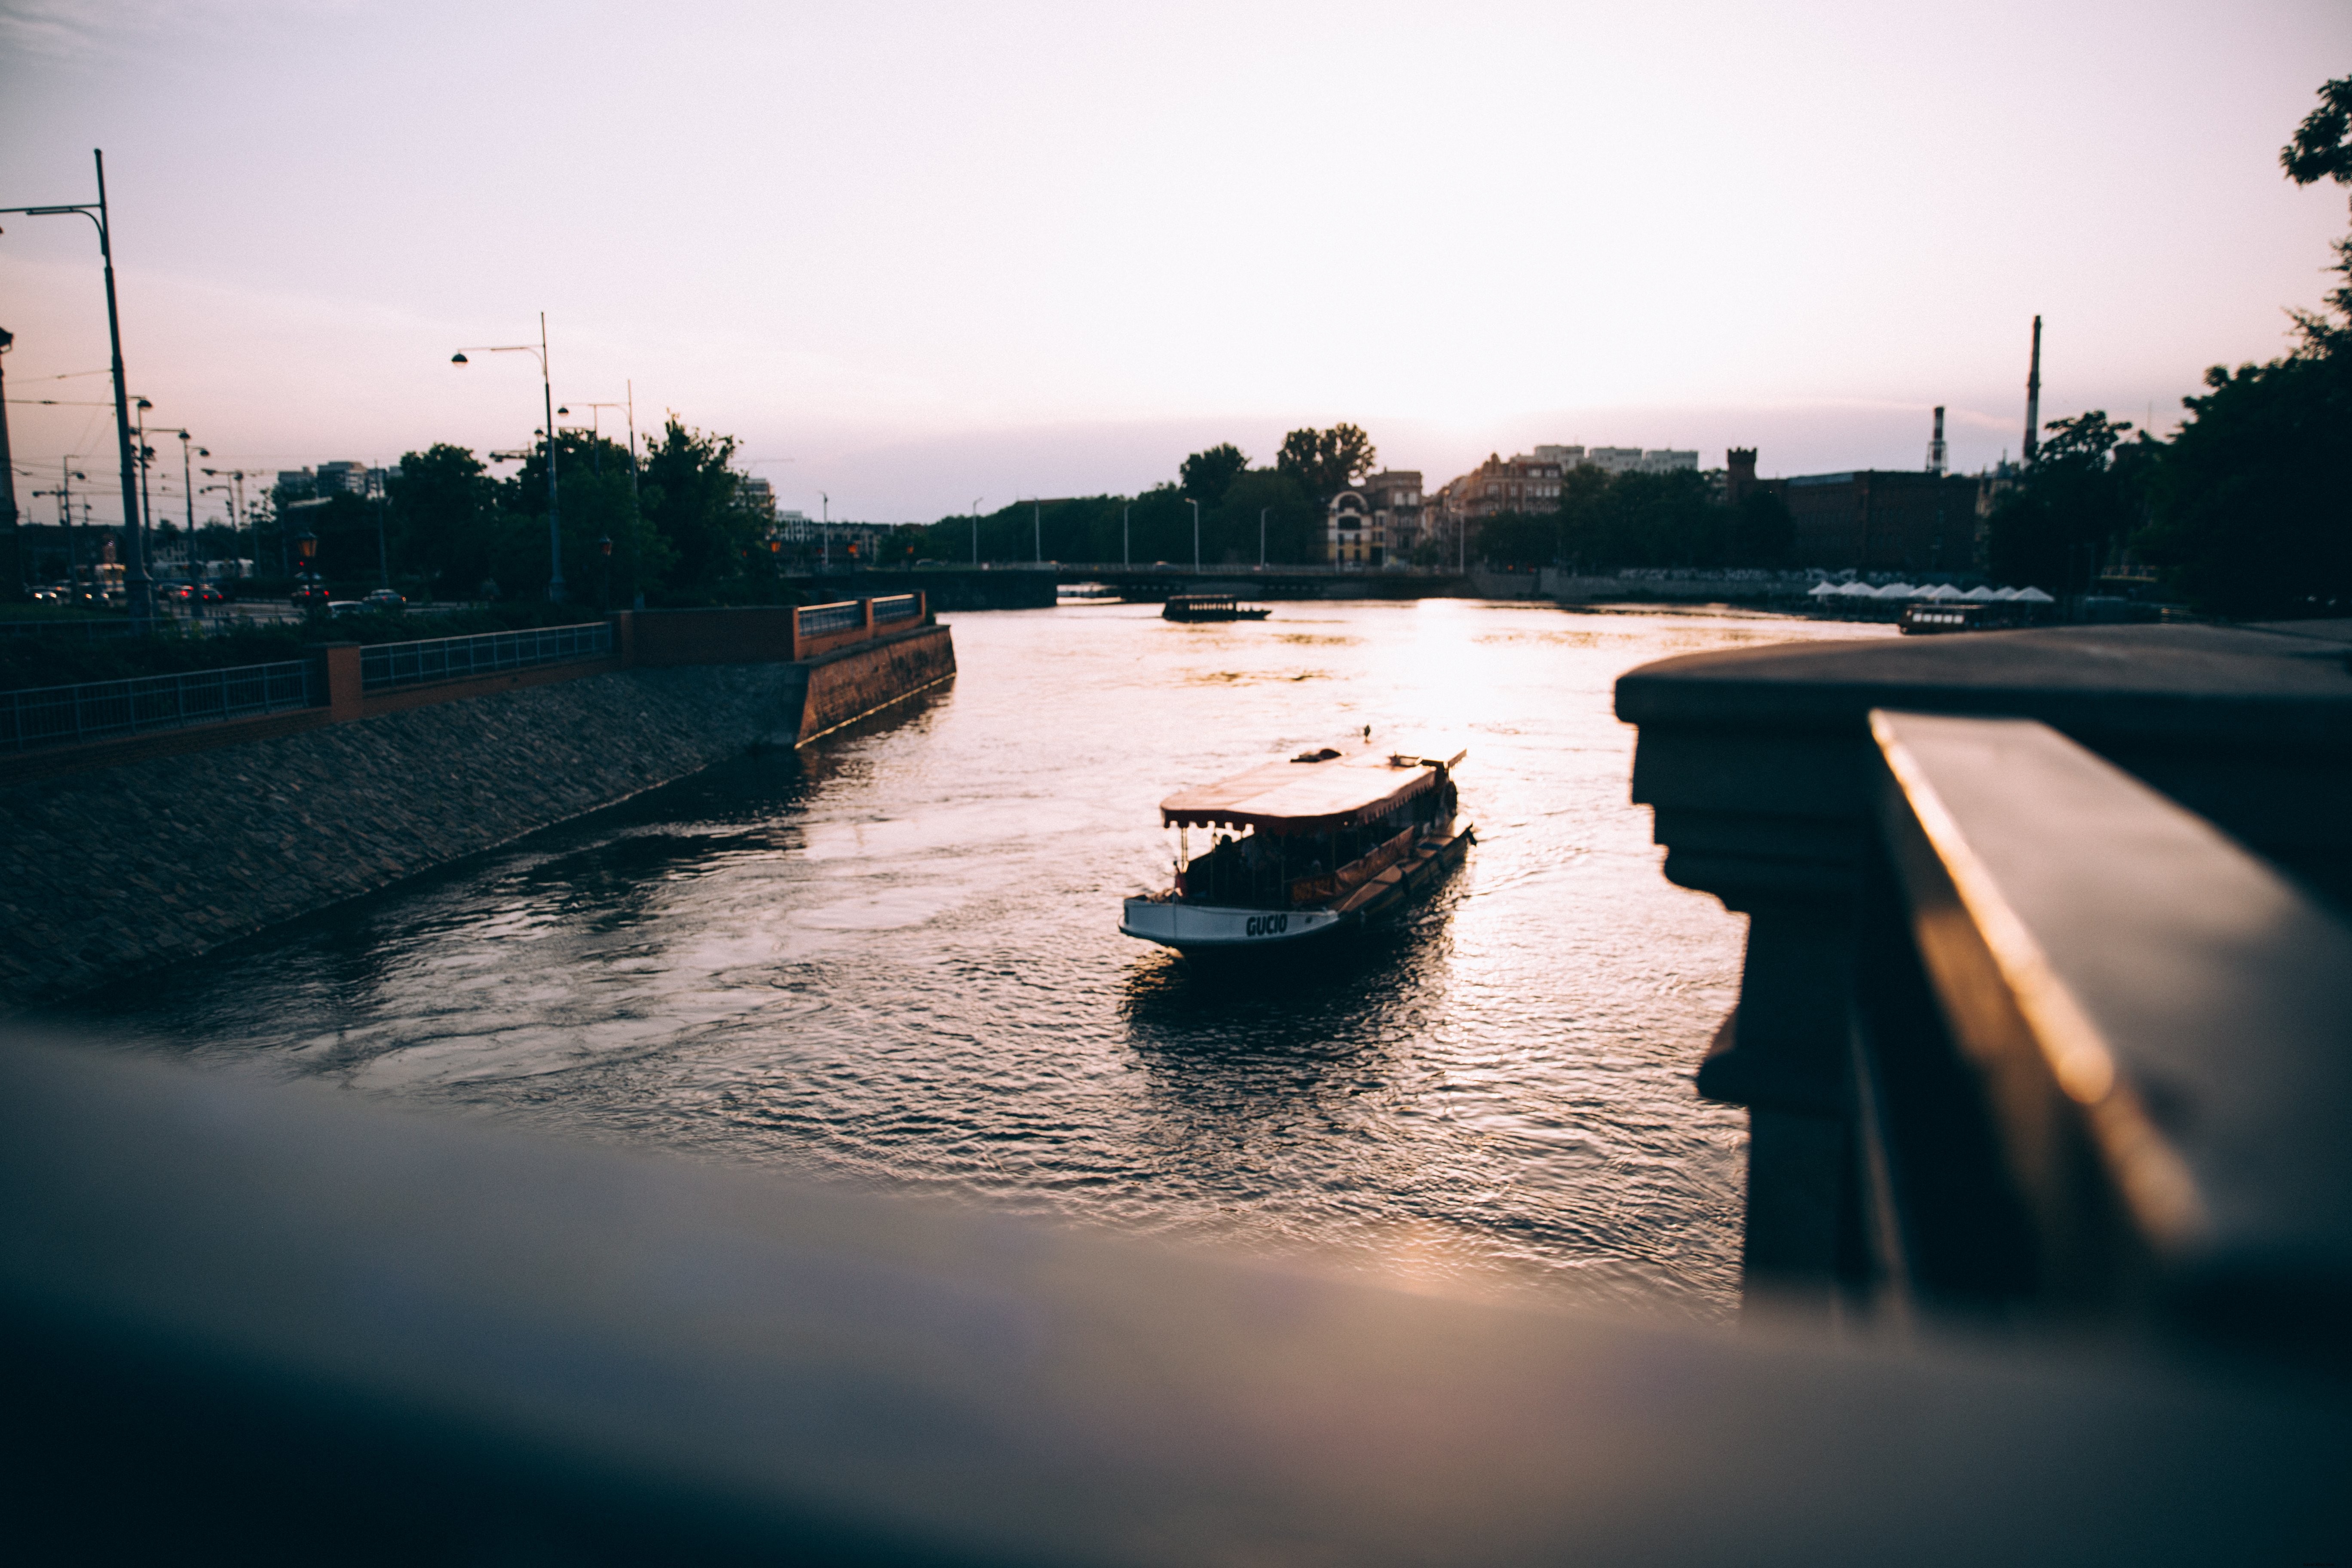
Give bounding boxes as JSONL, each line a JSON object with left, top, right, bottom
{"left": 0, "top": 151, "right": 153, "bottom": 626}
{"left": 1187, "top": 499, "right": 1200, "bottom": 573}
{"left": 1259, "top": 507, "right": 1268, "bottom": 570}
{"left": 0, "top": 326, "right": 17, "bottom": 595}
{"left": 452, "top": 312, "right": 564, "bottom": 602}
{"left": 176, "top": 430, "right": 205, "bottom": 580}
{"left": 1123, "top": 500, "right": 1130, "bottom": 570}
{"left": 970, "top": 496, "right": 982, "bottom": 566}
{"left": 202, "top": 467, "right": 254, "bottom": 578}
{"left": 132, "top": 397, "right": 157, "bottom": 586}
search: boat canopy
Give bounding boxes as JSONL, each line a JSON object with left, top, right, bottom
{"left": 1160, "top": 744, "right": 1462, "bottom": 837}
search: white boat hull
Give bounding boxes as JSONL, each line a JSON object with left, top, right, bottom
{"left": 1119, "top": 899, "right": 1345, "bottom": 951}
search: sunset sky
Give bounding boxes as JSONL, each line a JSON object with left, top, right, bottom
{"left": 3, "top": 0, "right": 2346, "bottom": 525}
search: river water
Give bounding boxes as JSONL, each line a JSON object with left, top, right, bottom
{"left": 67, "top": 601, "right": 1886, "bottom": 1323}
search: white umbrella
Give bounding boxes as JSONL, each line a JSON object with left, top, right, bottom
{"left": 1961, "top": 585, "right": 1997, "bottom": 601}
{"left": 1920, "top": 583, "right": 1963, "bottom": 600}
{"left": 1991, "top": 587, "right": 2022, "bottom": 600}
{"left": 1807, "top": 580, "right": 1838, "bottom": 597}
{"left": 1838, "top": 580, "right": 1878, "bottom": 597}
{"left": 2014, "top": 585, "right": 2055, "bottom": 603}
{"left": 1874, "top": 582, "right": 1917, "bottom": 599}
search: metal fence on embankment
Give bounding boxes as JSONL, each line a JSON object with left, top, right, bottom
{"left": 0, "top": 659, "right": 316, "bottom": 753}
{"left": 793, "top": 600, "right": 863, "bottom": 638}
{"left": 359, "top": 622, "right": 612, "bottom": 694}
{"left": 871, "top": 593, "right": 920, "bottom": 626}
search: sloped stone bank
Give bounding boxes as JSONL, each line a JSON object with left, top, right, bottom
{"left": 0, "top": 663, "right": 808, "bottom": 1012}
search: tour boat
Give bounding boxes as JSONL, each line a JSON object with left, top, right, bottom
{"left": 1162, "top": 594, "right": 1271, "bottom": 622}
{"left": 1120, "top": 737, "right": 1473, "bottom": 953}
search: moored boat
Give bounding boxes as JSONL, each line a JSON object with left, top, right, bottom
{"left": 1120, "top": 738, "right": 1472, "bottom": 953}
{"left": 1162, "top": 594, "right": 1271, "bottom": 622}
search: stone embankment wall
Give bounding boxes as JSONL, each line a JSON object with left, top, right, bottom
{"left": 800, "top": 625, "right": 955, "bottom": 741}
{"left": 0, "top": 623, "right": 956, "bottom": 1013}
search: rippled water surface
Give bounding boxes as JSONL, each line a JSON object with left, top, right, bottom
{"left": 70, "top": 602, "right": 1889, "bottom": 1321}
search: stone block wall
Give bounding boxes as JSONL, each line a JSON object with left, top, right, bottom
{"left": 0, "top": 664, "right": 808, "bottom": 1013}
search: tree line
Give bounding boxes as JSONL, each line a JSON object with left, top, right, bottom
{"left": 1979, "top": 75, "right": 2352, "bottom": 618}
{"left": 264, "top": 416, "right": 783, "bottom": 607}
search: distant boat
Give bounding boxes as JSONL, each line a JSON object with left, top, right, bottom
{"left": 1162, "top": 594, "right": 1270, "bottom": 622}
{"left": 1120, "top": 738, "right": 1473, "bottom": 954}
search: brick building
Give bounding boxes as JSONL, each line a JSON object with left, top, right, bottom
{"left": 1782, "top": 469, "right": 1983, "bottom": 574}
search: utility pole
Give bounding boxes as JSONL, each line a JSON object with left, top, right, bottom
{"left": 970, "top": 497, "right": 982, "bottom": 566}
{"left": 1033, "top": 498, "right": 1041, "bottom": 564}
{"left": 0, "top": 326, "right": 17, "bottom": 595}
{"left": 1122, "top": 501, "right": 1129, "bottom": 570}
{"left": 176, "top": 429, "right": 199, "bottom": 579}
{"left": 2023, "top": 315, "right": 2043, "bottom": 463}
{"left": 1188, "top": 499, "right": 1199, "bottom": 573}
{"left": 1259, "top": 507, "right": 1268, "bottom": 569}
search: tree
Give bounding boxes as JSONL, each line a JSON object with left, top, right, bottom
{"left": 1179, "top": 443, "right": 1249, "bottom": 504}
{"left": 2125, "top": 76, "right": 2352, "bottom": 617}
{"left": 1276, "top": 424, "right": 1378, "bottom": 502}
{"left": 389, "top": 443, "right": 494, "bottom": 598}
{"left": 637, "top": 418, "right": 750, "bottom": 595}
{"left": 1984, "top": 412, "right": 2145, "bottom": 594}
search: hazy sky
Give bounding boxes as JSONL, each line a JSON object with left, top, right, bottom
{"left": 3, "top": 0, "right": 2346, "bottom": 525}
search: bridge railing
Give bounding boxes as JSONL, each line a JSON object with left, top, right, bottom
{"left": 359, "top": 622, "right": 612, "bottom": 694}
{"left": 1, "top": 658, "right": 316, "bottom": 753}
{"left": 0, "top": 1029, "right": 2340, "bottom": 1560}
{"left": 1616, "top": 622, "right": 2352, "bottom": 1355}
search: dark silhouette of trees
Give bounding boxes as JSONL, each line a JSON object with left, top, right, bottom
{"left": 1179, "top": 444, "right": 1249, "bottom": 504}
{"left": 1276, "top": 424, "right": 1377, "bottom": 502}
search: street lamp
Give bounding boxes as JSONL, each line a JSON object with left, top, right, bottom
{"left": 176, "top": 430, "right": 204, "bottom": 580}
{"left": 0, "top": 150, "right": 153, "bottom": 626}
{"left": 451, "top": 312, "right": 564, "bottom": 602}
{"left": 970, "top": 496, "right": 982, "bottom": 566}
{"left": 133, "top": 396, "right": 154, "bottom": 583}
{"left": 1187, "top": 498, "right": 1200, "bottom": 573}
{"left": 1260, "top": 507, "right": 1268, "bottom": 570}
{"left": 296, "top": 529, "right": 318, "bottom": 608}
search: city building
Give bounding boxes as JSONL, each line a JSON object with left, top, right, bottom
{"left": 1360, "top": 471, "right": 1423, "bottom": 560}
{"left": 1325, "top": 490, "right": 1380, "bottom": 566}
{"left": 741, "top": 476, "right": 776, "bottom": 519}
{"left": 314, "top": 461, "right": 370, "bottom": 497}
{"left": 1435, "top": 453, "right": 1566, "bottom": 521}
{"left": 1529, "top": 444, "right": 1697, "bottom": 477}
{"left": 1635, "top": 449, "right": 1698, "bottom": 474}
{"left": 1584, "top": 447, "right": 1645, "bottom": 475}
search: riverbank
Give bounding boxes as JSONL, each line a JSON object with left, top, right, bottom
{"left": 0, "top": 619, "right": 955, "bottom": 1013}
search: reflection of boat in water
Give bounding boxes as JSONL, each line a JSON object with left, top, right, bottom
{"left": 1162, "top": 594, "right": 1271, "bottom": 622}
{"left": 1121, "top": 736, "right": 1473, "bottom": 953}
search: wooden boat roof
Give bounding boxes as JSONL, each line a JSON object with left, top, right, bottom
{"left": 1160, "top": 743, "right": 1464, "bottom": 837}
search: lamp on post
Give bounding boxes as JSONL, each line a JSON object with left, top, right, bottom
{"left": 451, "top": 312, "right": 565, "bottom": 603}
{"left": 1, "top": 150, "right": 154, "bottom": 626}
{"left": 133, "top": 396, "right": 154, "bottom": 586}
{"left": 970, "top": 496, "right": 981, "bottom": 567}
{"left": 1187, "top": 499, "right": 1200, "bottom": 574}
{"left": 176, "top": 430, "right": 203, "bottom": 580}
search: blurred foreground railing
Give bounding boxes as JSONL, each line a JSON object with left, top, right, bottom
{"left": 0, "top": 659, "right": 315, "bottom": 753}
{"left": 359, "top": 622, "right": 612, "bottom": 693}
{"left": 1617, "top": 621, "right": 2352, "bottom": 1356}
{"left": 0, "top": 1032, "right": 2340, "bottom": 1562}
{"left": 871, "top": 592, "right": 920, "bottom": 625}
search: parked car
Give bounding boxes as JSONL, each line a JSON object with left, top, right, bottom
{"left": 291, "top": 580, "right": 332, "bottom": 609}
{"left": 160, "top": 582, "right": 195, "bottom": 604}
{"left": 30, "top": 584, "right": 67, "bottom": 604}
{"left": 362, "top": 588, "right": 406, "bottom": 611}
{"left": 195, "top": 583, "right": 226, "bottom": 606}
{"left": 326, "top": 600, "right": 368, "bottom": 620}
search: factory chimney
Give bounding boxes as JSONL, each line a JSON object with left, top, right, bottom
{"left": 1927, "top": 406, "right": 1947, "bottom": 476}
{"left": 2022, "top": 315, "right": 2043, "bottom": 462}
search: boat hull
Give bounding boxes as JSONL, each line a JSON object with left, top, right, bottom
{"left": 1120, "top": 824, "right": 1473, "bottom": 954}
{"left": 1119, "top": 899, "right": 1346, "bottom": 950}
